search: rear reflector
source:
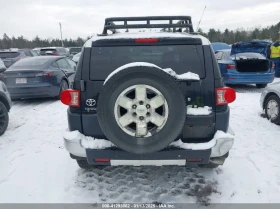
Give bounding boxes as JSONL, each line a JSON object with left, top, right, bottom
{"left": 135, "top": 38, "right": 158, "bottom": 43}
{"left": 187, "top": 158, "right": 203, "bottom": 162}
{"left": 216, "top": 87, "right": 236, "bottom": 106}
{"left": 60, "top": 89, "right": 80, "bottom": 107}
{"left": 226, "top": 64, "right": 236, "bottom": 70}
{"left": 94, "top": 158, "right": 110, "bottom": 162}
{"left": 36, "top": 72, "right": 52, "bottom": 77}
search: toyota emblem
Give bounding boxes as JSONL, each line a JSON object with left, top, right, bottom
{"left": 86, "top": 99, "right": 96, "bottom": 107}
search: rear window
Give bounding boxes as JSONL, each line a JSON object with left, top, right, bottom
{"left": 231, "top": 52, "right": 266, "bottom": 60}
{"left": 40, "top": 49, "right": 56, "bottom": 55}
{"left": 0, "top": 52, "right": 20, "bottom": 59}
{"left": 11, "top": 57, "right": 49, "bottom": 67}
{"left": 69, "top": 48, "right": 82, "bottom": 53}
{"left": 90, "top": 45, "right": 205, "bottom": 80}
{"left": 24, "top": 51, "right": 32, "bottom": 57}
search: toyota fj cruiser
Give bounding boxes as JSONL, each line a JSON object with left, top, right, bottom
{"left": 61, "top": 16, "right": 236, "bottom": 169}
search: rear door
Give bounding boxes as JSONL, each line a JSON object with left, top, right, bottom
{"left": 65, "top": 58, "right": 77, "bottom": 81}
{"left": 86, "top": 41, "right": 214, "bottom": 109}
{"left": 56, "top": 58, "right": 75, "bottom": 77}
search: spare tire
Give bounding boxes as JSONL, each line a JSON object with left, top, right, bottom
{"left": 97, "top": 66, "right": 186, "bottom": 154}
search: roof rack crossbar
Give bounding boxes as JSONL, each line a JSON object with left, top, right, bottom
{"left": 102, "top": 16, "right": 194, "bottom": 34}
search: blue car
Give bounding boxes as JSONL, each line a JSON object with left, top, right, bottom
{"left": 1, "top": 56, "right": 76, "bottom": 99}
{"left": 215, "top": 41, "right": 275, "bottom": 88}
{"left": 211, "top": 42, "right": 231, "bottom": 53}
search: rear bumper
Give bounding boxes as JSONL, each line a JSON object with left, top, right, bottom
{"left": 7, "top": 85, "right": 58, "bottom": 99}
{"left": 63, "top": 128, "right": 234, "bottom": 166}
{"left": 223, "top": 72, "right": 275, "bottom": 84}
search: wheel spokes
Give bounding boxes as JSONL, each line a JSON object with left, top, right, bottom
{"left": 150, "top": 112, "right": 165, "bottom": 127}
{"left": 150, "top": 95, "right": 165, "bottom": 109}
{"left": 117, "top": 96, "right": 133, "bottom": 109}
{"left": 135, "top": 85, "right": 146, "bottom": 101}
{"left": 119, "top": 113, "right": 134, "bottom": 127}
{"left": 136, "top": 121, "right": 148, "bottom": 137}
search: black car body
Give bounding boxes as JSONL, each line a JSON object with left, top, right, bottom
{"left": 40, "top": 47, "right": 70, "bottom": 57}
{"left": 61, "top": 16, "right": 236, "bottom": 169}
{"left": 0, "top": 49, "right": 39, "bottom": 68}
{"left": 1, "top": 56, "right": 76, "bottom": 99}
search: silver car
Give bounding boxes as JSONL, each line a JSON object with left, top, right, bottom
{"left": 260, "top": 81, "right": 280, "bottom": 124}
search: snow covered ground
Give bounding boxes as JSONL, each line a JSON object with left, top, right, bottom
{"left": 0, "top": 79, "right": 280, "bottom": 204}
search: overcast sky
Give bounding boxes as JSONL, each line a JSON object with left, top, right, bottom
{"left": 0, "top": 0, "right": 279, "bottom": 40}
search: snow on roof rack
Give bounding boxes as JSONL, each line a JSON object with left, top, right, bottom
{"left": 102, "top": 16, "right": 195, "bottom": 35}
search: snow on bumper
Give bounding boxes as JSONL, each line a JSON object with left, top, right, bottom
{"left": 63, "top": 129, "right": 234, "bottom": 158}
{"left": 63, "top": 130, "right": 115, "bottom": 157}
{"left": 170, "top": 129, "right": 234, "bottom": 157}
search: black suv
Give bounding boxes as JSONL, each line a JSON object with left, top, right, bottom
{"left": 61, "top": 16, "right": 236, "bottom": 169}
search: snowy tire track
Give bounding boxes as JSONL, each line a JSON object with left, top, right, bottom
{"left": 69, "top": 166, "right": 219, "bottom": 205}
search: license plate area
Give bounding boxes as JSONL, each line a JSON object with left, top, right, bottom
{"left": 86, "top": 147, "right": 211, "bottom": 166}
{"left": 16, "top": 78, "right": 27, "bottom": 84}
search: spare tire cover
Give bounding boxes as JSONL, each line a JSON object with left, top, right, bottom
{"left": 97, "top": 66, "right": 186, "bottom": 154}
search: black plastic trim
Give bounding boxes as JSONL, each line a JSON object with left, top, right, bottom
{"left": 86, "top": 147, "right": 210, "bottom": 165}
{"left": 91, "top": 38, "right": 202, "bottom": 47}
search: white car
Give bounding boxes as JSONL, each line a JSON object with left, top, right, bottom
{"left": 260, "top": 82, "right": 280, "bottom": 124}
{"left": 72, "top": 52, "right": 81, "bottom": 63}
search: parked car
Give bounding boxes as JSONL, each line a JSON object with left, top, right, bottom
{"left": 0, "top": 49, "right": 40, "bottom": 68}
{"left": 215, "top": 41, "right": 275, "bottom": 88}
{"left": 1, "top": 56, "right": 76, "bottom": 100}
{"left": 33, "top": 48, "right": 42, "bottom": 54}
{"left": 60, "top": 16, "right": 236, "bottom": 170}
{"left": 0, "top": 59, "right": 12, "bottom": 136}
{"left": 72, "top": 52, "right": 81, "bottom": 63}
{"left": 68, "top": 47, "right": 82, "bottom": 59}
{"left": 260, "top": 82, "right": 280, "bottom": 124}
{"left": 39, "top": 47, "right": 70, "bottom": 57}
{"left": 211, "top": 42, "right": 231, "bottom": 53}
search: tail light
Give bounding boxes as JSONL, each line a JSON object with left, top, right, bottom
{"left": 226, "top": 64, "right": 236, "bottom": 70}
{"left": 0, "top": 73, "right": 5, "bottom": 79}
{"left": 60, "top": 89, "right": 80, "bottom": 107}
{"left": 186, "top": 158, "right": 203, "bottom": 162}
{"left": 272, "top": 63, "right": 275, "bottom": 70}
{"left": 52, "top": 53, "right": 60, "bottom": 56}
{"left": 35, "top": 72, "right": 52, "bottom": 77}
{"left": 216, "top": 87, "right": 236, "bottom": 106}
{"left": 94, "top": 158, "right": 110, "bottom": 163}
{"left": 135, "top": 38, "right": 158, "bottom": 43}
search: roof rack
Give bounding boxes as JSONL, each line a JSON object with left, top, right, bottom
{"left": 102, "top": 16, "right": 194, "bottom": 35}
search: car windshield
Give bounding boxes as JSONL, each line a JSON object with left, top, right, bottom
{"left": 230, "top": 52, "right": 265, "bottom": 60}
{"left": 0, "top": 52, "right": 20, "bottom": 59}
{"left": 11, "top": 57, "right": 50, "bottom": 67}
